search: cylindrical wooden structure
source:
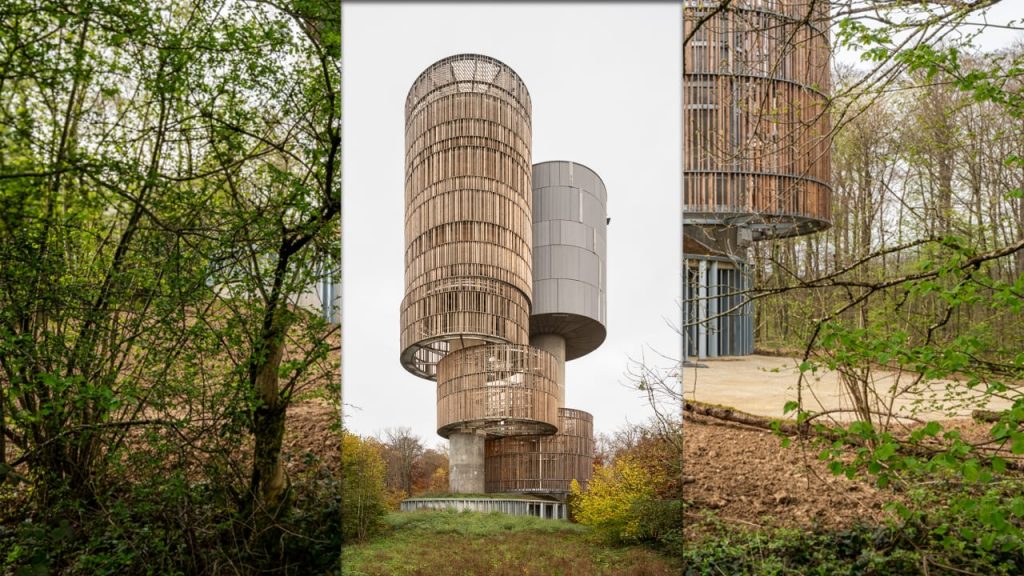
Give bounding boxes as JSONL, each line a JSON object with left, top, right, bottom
{"left": 484, "top": 408, "right": 594, "bottom": 494}
{"left": 683, "top": 0, "right": 832, "bottom": 238}
{"left": 437, "top": 344, "right": 562, "bottom": 438}
{"left": 401, "top": 54, "right": 533, "bottom": 379}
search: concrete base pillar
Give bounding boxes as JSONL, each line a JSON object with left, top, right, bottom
{"left": 448, "top": 431, "right": 485, "bottom": 493}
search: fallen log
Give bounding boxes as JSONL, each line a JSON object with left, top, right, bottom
{"left": 683, "top": 400, "right": 801, "bottom": 435}
{"left": 972, "top": 409, "right": 1004, "bottom": 423}
{"left": 685, "top": 400, "right": 1024, "bottom": 473}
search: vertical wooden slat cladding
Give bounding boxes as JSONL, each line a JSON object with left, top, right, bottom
{"left": 484, "top": 408, "right": 595, "bottom": 493}
{"left": 401, "top": 55, "right": 534, "bottom": 379}
{"left": 683, "top": 1, "right": 832, "bottom": 235}
{"left": 436, "top": 344, "right": 562, "bottom": 438}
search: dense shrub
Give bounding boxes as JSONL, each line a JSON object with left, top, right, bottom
{"left": 685, "top": 497, "right": 1024, "bottom": 576}
{"left": 0, "top": 464, "right": 343, "bottom": 575}
{"left": 683, "top": 525, "right": 920, "bottom": 576}
{"left": 573, "top": 420, "right": 682, "bottom": 556}
{"left": 634, "top": 498, "right": 683, "bottom": 554}
{"left": 570, "top": 456, "right": 663, "bottom": 544}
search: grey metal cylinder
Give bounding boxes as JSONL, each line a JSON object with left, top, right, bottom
{"left": 530, "top": 161, "right": 607, "bottom": 360}
{"left": 448, "top": 431, "right": 486, "bottom": 494}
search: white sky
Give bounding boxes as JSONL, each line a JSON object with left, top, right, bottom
{"left": 340, "top": 3, "right": 683, "bottom": 446}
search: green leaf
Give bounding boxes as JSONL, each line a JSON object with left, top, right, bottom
{"left": 962, "top": 459, "right": 980, "bottom": 482}
{"left": 1011, "top": 432, "right": 1024, "bottom": 455}
{"left": 828, "top": 461, "right": 844, "bottom": 476}
{"left": 991, "top": 457, "right": 1007, "bottom": 474}
{"left": 874, "top": 443, "right": 896, "bottom": 461}
{"left": 1010, "top": 497, "right": 1024, "bottom": 518}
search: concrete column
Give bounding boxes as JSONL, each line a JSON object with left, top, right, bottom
{"left": 449, "top": 431, "right": 486, "bottom": 493}
{"left": 530, "top": 333, "right": 566, "bottom": 409}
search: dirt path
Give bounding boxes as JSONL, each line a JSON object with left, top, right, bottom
{"left": 684, "top": 354, "right": 1015, "bottom": 422}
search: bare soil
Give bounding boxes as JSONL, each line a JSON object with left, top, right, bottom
{"left": 281, "top": 398, "right": 339, "bottom": 474}
{"left": 683, "top": 414, "right": 893, "bottom": 537}
{"left": 681, "top": 353, "right": 1024, "bottom": 541}
{"left": 682, "top": 409, "right": 1021, "bottom": 541}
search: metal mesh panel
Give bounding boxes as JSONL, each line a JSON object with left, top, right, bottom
{"left": 530, "top": 161, "right": 608, "bottom": 359}
{"left": 406, "top": 54, "right": 531, "bottom": 120}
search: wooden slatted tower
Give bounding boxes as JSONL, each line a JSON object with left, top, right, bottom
{"left": 683, "top": 1, "right": 833, "bottom": 358}
{"left": 402, "top": 56, "right": 603, "bottom": 498}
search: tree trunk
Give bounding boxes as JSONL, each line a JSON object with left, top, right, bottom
{"left": 249, "top": 323, "right": 290, "bottom": 518}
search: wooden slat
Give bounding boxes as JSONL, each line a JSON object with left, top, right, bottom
{"left": 401, "top": 56, "right": 534, "bottom": 379}
{"left": 436, "top": 344, "right": 562, "bottom": 437}
{"left": 683, "top": 1, "right": 832, "bottom": 233}
{"left": 484, "top": 408, "right": 595, "bottom": 493}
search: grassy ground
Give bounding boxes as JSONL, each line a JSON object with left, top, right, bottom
{"left": 340, "top": 510, "right": 681, "bottom": 576}
{"left": 404, "top": 492, "right": 561, "bottom": 501}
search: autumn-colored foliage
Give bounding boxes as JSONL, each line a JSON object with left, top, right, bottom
{"left": 341, "top": 431, "right": 388, "bottom": 542}
{"left": 573, "top": 420, "right": 682, "bottom": 556}
{"left": 570, "top": 456, "right": 663, "bottom": 543}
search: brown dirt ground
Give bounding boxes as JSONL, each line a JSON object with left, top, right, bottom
{"left": 281, "top": 398, "right": 339, "bottom": 475}
{"left": 683, "top": 414, "right": 893, "bottom": 538}
{"left": 683, "top": 412, "right": 1022, "bottom": 539}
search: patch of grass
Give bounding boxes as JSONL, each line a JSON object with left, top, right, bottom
{"left": 341, "top": 510, "right": 680, "bottom": 576}
{"left": 406, "top": 492, "right": 561, "bottom": 501}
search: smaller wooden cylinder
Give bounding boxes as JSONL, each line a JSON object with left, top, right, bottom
{"left": 484, "top": 408, "right": 594, "bottom": 494}
{"left": 436, "top": 344, "right": 562, "bottom": 438}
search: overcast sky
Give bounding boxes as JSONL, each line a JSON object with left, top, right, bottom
{"left": 340, "top": 3, "right": 683, "bottom": 446}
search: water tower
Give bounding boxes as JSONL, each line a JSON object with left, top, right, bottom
{"left": 401, "top": 55, "right": 604, "bottom": 506}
